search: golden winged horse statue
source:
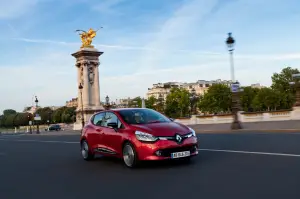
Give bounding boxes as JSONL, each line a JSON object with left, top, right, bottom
{"left": 75, "top": 27, "right": 102, "bottom": 48}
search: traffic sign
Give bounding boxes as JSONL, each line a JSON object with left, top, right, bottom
{"left": 34, "top": 116, "right": 41, "bottom": 121}
{"left": 231, "top": 83, "right": 240, "bottom": 93}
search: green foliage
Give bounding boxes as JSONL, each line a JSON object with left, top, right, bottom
{"left": 36, "top": 107, "right": 54, "bottom": 124}
{"left": 145, "top": 96, "right": 156, "bottom": 109}
{"left": 271, "top": 66, "right": 299, "bottom": 93}
{"left": 240, "top": 86, "right": 260, "bottom": 111}
{"left": 271, "top": 66, "right": 299, "bottom": 109}
{"left": 165, "top": 88, "right": 190, "bottom": 118}
{"left": 0, "top": 106, "right": 76, "bottom": 128}
{"left": 198, "top": 84, "right": 231, "bottom": 113}
{"left": 128, "top": 97, "right": 142, "bottom": 108}
{"left": 251, "top": 88, "right": 281, "bottom": 111}
{"left": 3, "top": 109, "right": 17, "bottom": 116}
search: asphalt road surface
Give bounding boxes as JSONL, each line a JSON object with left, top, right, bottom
{"left": 0, "top": 131, "right": 300, "bottom": 199}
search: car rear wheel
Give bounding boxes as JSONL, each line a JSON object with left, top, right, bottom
{"left": 122, "top": 142, "right": 139, "bottom": 168}
{"left": 81, "top": 140, "right": 94, "bottom": 161}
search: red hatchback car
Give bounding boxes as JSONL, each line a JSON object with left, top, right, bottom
{"left": 80, "top": 108, "right": 199, "bottom": 168}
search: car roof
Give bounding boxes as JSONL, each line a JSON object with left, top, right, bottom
{"left": 97, "top": 108, "right": 150, "bottom": 113}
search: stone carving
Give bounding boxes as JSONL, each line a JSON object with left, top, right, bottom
{"left": 88, "top": 67, "right": 95, "bottom": 85}
{"left": 80, "top": 67, "right": 84, "bottom": 86}
{"left": 75, "top": 27, "right": 103, "bottom": 48}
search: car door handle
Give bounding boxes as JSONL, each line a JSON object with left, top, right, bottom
{"left": 96, "top": 129, "right": 102, "bottom": 132}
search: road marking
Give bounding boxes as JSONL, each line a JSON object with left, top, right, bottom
{"left": 1, "top": 138, "right": 300, "bottom": 158}
{"left": 0, "top": 139, "right": 78, "bottom": 144}
{"left": 198, "top": 148, "right": 300, "bottom": 157}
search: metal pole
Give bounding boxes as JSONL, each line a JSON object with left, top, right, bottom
{"left": 229, "top": 50, "right": 242, "bottom": 130}
{"left": 80, "top": 90, "right": 85, "bottom": 128}
{"left": 229, "top": 50, "right": 235, "bottom": 83}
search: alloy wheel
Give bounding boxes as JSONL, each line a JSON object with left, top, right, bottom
{"left": 81, "top": 141, "right": 89, "bottom": 159}
{"left": 123, "top": 144, "right": 135, "bottom": 167}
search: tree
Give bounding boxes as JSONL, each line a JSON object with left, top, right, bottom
{"left": 128, "top": 97, "right": 142, "bottom": 108}
{"left": 36, "top": 107, "right": 54, "bottom": 124}
{"left": 3, "top": 109, "right": 17, "bottom": 116}
{"left": 145, "top": 96, "right": 156, "bottom": 109}
{"left": 61, "top": 107, "right": 76, "bottom": 123}
{"left": 271, "top": 66, "right": 300, "bottom": 109}
{"left": 165, "top": 88, "right": 190, "bottom": 118}
{"left": 198, "top": 84, "right": 231, "bottom": 114}
{"left": 252, "top": 88, "right": 281, "bottom": 111}
{"left": 240, "top": 86, "right": 260, "bottom": 111}
{"left": 52, "top": 107, "right": 65, "bottom": 123}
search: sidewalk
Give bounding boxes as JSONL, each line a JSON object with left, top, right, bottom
{"left": 188, "top": 120, "right": 300, "bottom": 133}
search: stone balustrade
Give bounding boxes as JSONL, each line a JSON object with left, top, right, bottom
{"left": 174, "top": 107, "right": 300, "bottom": 125}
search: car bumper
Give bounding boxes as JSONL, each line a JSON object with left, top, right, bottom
{"left": 135, "top": 136, "right": 199, "bottom": 161}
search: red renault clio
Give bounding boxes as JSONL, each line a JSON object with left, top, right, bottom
{"left": 80, "top": 108, "right": 199, "bottom": 168}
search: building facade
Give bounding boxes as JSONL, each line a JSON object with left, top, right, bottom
{"left": 66, "top": 98, "right": 78, "bottom": 108}
{"left": 146, "top": 79, "right": 232, "bottom": 99}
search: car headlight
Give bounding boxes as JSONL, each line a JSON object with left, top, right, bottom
{"left": 188, "top": 127, "right": 196, "bottom": 137}
{"left": 135, "top": 131, "right": 158, "bottom": 142}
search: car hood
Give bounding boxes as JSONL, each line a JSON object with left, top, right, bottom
{"left": 131, "top": 122, "right": 190, "bottom": 137}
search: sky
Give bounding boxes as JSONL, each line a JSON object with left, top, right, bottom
{"left": 0, "top": 0, "right": 300, "bottom": 113}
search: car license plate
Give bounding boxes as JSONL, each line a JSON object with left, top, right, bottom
{"left": 171, "top": 151, "right": 190, "bottom": 159}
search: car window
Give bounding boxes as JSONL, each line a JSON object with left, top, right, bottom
{"left": 102, "top": 112, "right": 123, "bottom": 128}
{"left": 118, "top": 109, "right": 171, "bottom": 124}
{"left": 93, "top": 112, "right": 105, "bottom": 126}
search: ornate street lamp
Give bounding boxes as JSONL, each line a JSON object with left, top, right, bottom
{"left": 105, "top": 95, "right": 110, "bottom": 110}
{"left": 226, "top": 32, "right": 242, "bottom": 129}
{"left": 35, "top": 96, "right": 40, "bottom": 134}
{"left": 78, "top": 83, "right": 85, "bottom": 128}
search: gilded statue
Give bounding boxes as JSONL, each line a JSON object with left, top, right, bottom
{"left": 75, "top": 27, "right": 102, "bottom": 48}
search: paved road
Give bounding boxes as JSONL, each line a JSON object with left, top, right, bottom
{"left": 0, "top": 132, "right": 300, "bottom": 199}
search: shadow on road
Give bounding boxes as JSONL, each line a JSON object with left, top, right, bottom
{"left": 89, "top": 153, "right": 221, "bottom": 170}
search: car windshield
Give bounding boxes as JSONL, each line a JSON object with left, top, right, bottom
{"left": 118, "top": 109, "right": 171, "bottom": 125}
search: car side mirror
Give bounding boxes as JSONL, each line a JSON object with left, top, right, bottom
{"left": 107, "top": 122, "right": 118, "bottom": 132}
{"left": 169, "top": 118, "right": 174, "bottom": 122}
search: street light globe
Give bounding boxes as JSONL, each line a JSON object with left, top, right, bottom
{"left": 35, "top": 96, "right": 39, "bottom": 103}
{"left": 226, "top": 32, "right": 235, "bottom": 51}
{"left": 78, "top": 83, "right": 83, "bottom": 90}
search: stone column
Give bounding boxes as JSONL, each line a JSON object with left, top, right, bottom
{"left": 93, "top": 62, "right": 101, "bottom": 107}
{"left": 82, "top": 61, "right": 90, "bottom": 108}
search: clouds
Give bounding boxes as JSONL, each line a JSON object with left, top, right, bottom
{"left": 92, "top": 0, "right": 126, "bottom": 14}
{"left": 0, "top": 0, "right": 39, "bottom": 19}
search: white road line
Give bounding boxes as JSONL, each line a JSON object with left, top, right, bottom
{"left": 198, "top": 148, "right": 300, "bottom": 157}
{"left": 0, "top": 139, "right": 78, "bottom": 144}
{"left": 1, "top": 138, "right": 300, "bottom": 158}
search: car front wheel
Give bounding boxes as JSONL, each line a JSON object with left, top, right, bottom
{"left": 81, "top": 140, "right": 94, "bottom": 161}
{"left": 122, "top": 142, "right": 139, "bottom": 168}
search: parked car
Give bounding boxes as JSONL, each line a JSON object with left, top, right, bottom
{"left": 45, "top": 124, "right": 61, "bottom": 131}
{"left": 80, "top": 108, "right": 199, "bottom": 168}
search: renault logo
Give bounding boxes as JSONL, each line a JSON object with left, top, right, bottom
{"left": 175, "top": 134, "right": 182, "bottom": 143}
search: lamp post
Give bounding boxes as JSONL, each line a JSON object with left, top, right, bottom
{"left": 35, "top": 96, "right": 40, "bottom": 134}
{"left": 28, "top": 114, "right": 32, "bottom": 134}
{"left": 226, "top": 32, "right": 242, "bottom": 129}
{"left": 78, "top": 83, "right": 85, "bottom": 128}
{"left": 105, "top": 95, "right": 110, "bottom": 110}
{"left": 189, "top": 88, "right": 197, "bottom": 116}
